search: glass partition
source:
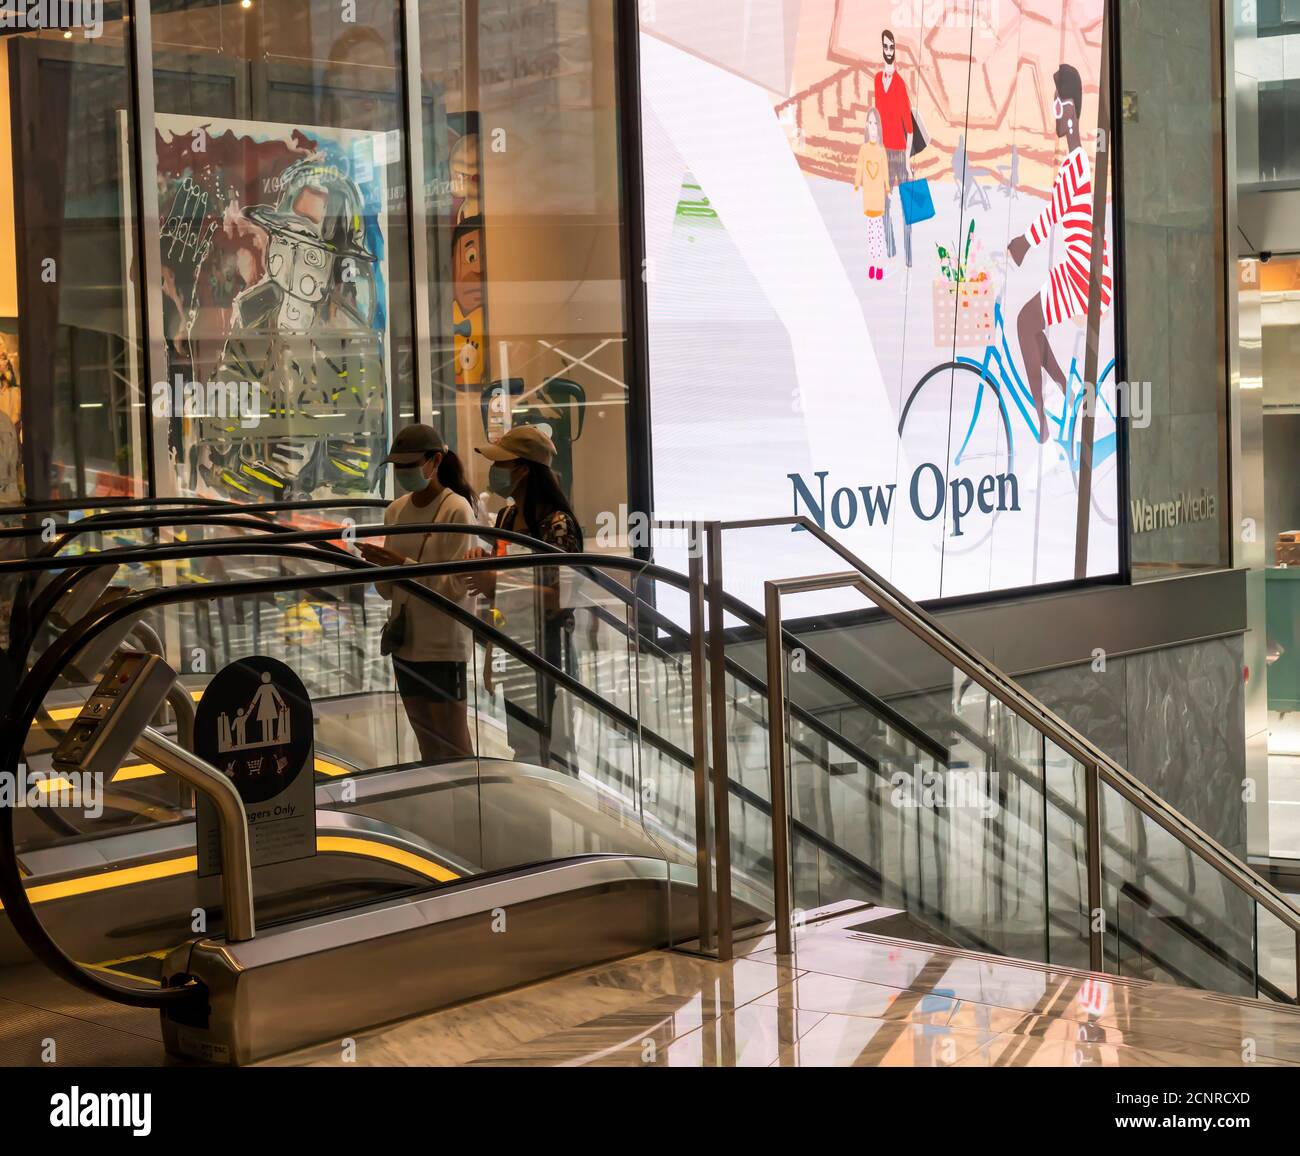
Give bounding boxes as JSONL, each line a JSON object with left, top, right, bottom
{"left": 12, "top": 551, "right": 705, "bottom": 983}
{"left": 417, "top": 0, "right": 633, "bottom": 538}
{"left": 0, "top": 14, "right": 147, "bottom": 506}
{"left": 1101, "top": 779, "right": 1256, "bottom": 997}
{"left": 147, "top": 0, "right": 413, "bottom": 504}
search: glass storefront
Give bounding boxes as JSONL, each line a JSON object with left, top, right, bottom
{"left": 0, "top": 0, "right": 1237, "bottom": 585}
{"left": 0, "top": 9, "right": 144, "bottom": 502}
{"left": 0, "top": 0, "right": 633, "bottom": 530}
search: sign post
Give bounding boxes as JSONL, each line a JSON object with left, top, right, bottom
{"left": 195, "top": 656, "right": 316, "bottom": 878}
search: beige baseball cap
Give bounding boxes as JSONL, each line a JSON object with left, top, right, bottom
{"left": 475, "top": 425, "right": 556, "bottom": 467}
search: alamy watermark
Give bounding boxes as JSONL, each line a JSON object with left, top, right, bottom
{"left": 152, "top": 375, "right": 263, "bottom": 431}
{"left": 0, "top": 765, "right": 104, "bottom": 819}
{"left": 889, "top": 0, "right": 999, "bottom": 35}
{"left": 0, "top": 0, "right": 103, "bottom": 38}
{"left": 594, "top": 505, "right": 707, "bottom": 557}
{"left": 891, "top": 765, "right": 1000, "bottom": 818}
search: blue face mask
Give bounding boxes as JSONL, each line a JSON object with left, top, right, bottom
{"left": 396, "top": 466, "right": 430, "bottom": 494}
{"left": 488, "top": 463, "right": 518, "bottom": 498}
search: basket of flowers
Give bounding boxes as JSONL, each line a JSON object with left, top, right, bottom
{"left": 932, "top": 220, "right": 996, "bottom": 348}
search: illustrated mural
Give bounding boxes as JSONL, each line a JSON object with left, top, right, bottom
{"left": 641, "top": 0, "right": 1120, "bottom": 606}
{"left": 446, "top": 113, "right": 488, "bottom": 395}
{"left": 155, "top": 113, "right": 391, "bottom": 501}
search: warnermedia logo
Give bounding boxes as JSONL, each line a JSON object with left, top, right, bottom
{"left": 49, "top": 1087, "right": 151, "bottom": 1137}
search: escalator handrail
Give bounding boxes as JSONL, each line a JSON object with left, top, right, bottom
{"left": 0, "top": 497, "right": 389, "bottom": 542}
{"left": 19, "top": 533, "right": 907, "bottom": 863}
{"left": 7, "top": 520, "right": 951, "bottom": 766}
{"left": 0, "top": 550, "right": 677, "bottom": 1008}
{"left": 0, "top": 496, "right": 239, "bottom": 523}
{"left": 12, "top": 522, "right": 949, "bottom": 771}
{"left": 32, "top": 530, "right": 1197, "bottom": 945}
{"left": 723, "top": 515, "right": 1300, "bottom": 939}
{"left": 4, "top": 515, "right": 299, "bottom": 665}
{"left": 12, "top": 511, "right": 342, "bottom": 562}
{"left": 2, "top": 546, "right": 918, "bottom": 1009}
{"left": 13, "top": 519, "right": 1254, "bottom": 945}
{"left": 3, "top": 505, "right": 388, "bottom": 664}
{"left": 8, "top": 541, "right": 1274, "bottom": 1007}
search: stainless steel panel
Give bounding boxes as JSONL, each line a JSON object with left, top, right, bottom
{"left": 727, "top": 568, "right": 1248, "bottom": 707}
{"left": 160, "top": 856, "right": 694, "bottom": 1065}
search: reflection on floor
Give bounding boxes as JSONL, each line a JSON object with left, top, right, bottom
{"left": 268, "top": 906, "right": 1300, "bottom": 1068}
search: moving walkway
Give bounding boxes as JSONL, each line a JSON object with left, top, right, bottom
{"left": 0, "top": 510, "right": 1297, "bottom": 1063}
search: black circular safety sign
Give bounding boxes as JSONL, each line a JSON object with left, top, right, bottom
{"left": 195, "top": 656, "right": 313, "bottom": 805}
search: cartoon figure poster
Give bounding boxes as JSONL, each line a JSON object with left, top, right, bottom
{"left": 639, "top": 0, "right": 1121, "bottom": 608}
{"left": 155, "top": 113, "right": 391, "bottom": 501}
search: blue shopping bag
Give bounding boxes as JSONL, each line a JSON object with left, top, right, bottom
{"left": 898, "top": 178, "right": 935, "bottom": 226}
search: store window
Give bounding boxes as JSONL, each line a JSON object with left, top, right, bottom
{"left": 0, "top": 11, "right": 146, "bottom": 504}
{"left": 0, "top": 0, "right": 636, "bottom": 531}
{"left": 419, "top": 0, "right": 632, "bottom": 533}
{"left": 148, "top": 0, "right": 413, "bottom": 502}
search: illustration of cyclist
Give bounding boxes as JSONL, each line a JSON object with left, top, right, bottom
{"left": 1007, "top": 64, "right": 1111, "bottom": 444}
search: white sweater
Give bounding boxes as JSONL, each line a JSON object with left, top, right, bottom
{"left": 377, "top": 489, "right": 477, "bottom": 663}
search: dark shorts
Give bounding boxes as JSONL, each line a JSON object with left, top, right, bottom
{"left": 393, "top": 659, "right": 467, "bottom": 703}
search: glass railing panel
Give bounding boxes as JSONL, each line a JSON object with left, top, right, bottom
{"left": 480, "top": 563, "right": 641, "bottom": 779}
{"left": 1256, "top": 903, "right": 1299, "bottom": 1005}
{"left": 1101, "top": 779, "right": 1256, "bottom": 997}
{"left": 12, "top": 555, "right": 699, "bottom": 976}
{"left": 770, "top": 585, "right": 1051, "bottom": 961}
{"left": 1043, "top": 740, "right": 1092, "bottom": 971}
{"left": 627, "top": 570, "right": 700, "bottom": 855}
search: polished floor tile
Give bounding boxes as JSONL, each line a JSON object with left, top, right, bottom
{"left": 274, "top": 908, "right": 1300, "bottom": 1068}
{"left": 773, "top": 1012, "right": 1000, "bottom": 1067}
{"left": 472, "top": 1001, "right": 825, "bottom": 1068}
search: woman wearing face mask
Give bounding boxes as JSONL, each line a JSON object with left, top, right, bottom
{"left": 466, "top": 426, "right": 582, "bottom": 767}
{"left": 358, "top": 423, "right": 479, "bottom": 763}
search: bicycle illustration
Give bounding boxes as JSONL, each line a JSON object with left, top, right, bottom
{"left": 896, "top": 263, "right": 1118, "bottom": 552}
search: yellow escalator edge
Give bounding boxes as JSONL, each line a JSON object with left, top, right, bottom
{"left": 0, "top": 835, "right": 457, "bottom": 910}
{"left": 316, "top": 836, "right": 458, "bottom": 882}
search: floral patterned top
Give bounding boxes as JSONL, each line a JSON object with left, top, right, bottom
{"left": 496, "top": 505, "right": 582, "bottom": 616}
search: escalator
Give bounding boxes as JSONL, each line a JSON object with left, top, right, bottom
{"left": 0, "top": 510, "right": 1297, "bottom": 1064}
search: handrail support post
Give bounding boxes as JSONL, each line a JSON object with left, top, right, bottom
{"left": 763, "top": 581, "right": 794, "bottom": 956}
{"left": 705, "top": 522, "right": 734, "bottom": 960}
{"left": 1085, "top": 759, "right": 1104, "bottom": 972}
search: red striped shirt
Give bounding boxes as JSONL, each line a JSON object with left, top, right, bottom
{"left": 1026, "top": 147, "right": 1112, "bottom": 325}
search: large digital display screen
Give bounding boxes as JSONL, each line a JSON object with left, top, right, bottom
{"left": 637, "top": 0, "right": 1121, "bottom": 609}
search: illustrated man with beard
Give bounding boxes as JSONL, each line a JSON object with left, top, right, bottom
{"left": 874, "top": 28, "right": 915, "bottom": 269}
{"left": 208, "top": 159, "right": 385, "bottom": 497}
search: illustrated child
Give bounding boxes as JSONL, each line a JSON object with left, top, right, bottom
{"left": 854, "top": 107, "right": 891, "bottom": 281}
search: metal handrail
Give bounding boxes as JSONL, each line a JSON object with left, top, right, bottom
{"left": 0, "top": 549, "right": 685, "bottom": 1007}
{"left": 133, "top": 728, "right": 255, "bottom": 943}
{"left": 0, "top": 497, "right": 389, "bottom": 542}
{"left": 742, "top": 514, "right": 1300, "bottom": 983}
{"left": 10, "top": 517, "right": 949, "bottom": 769}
